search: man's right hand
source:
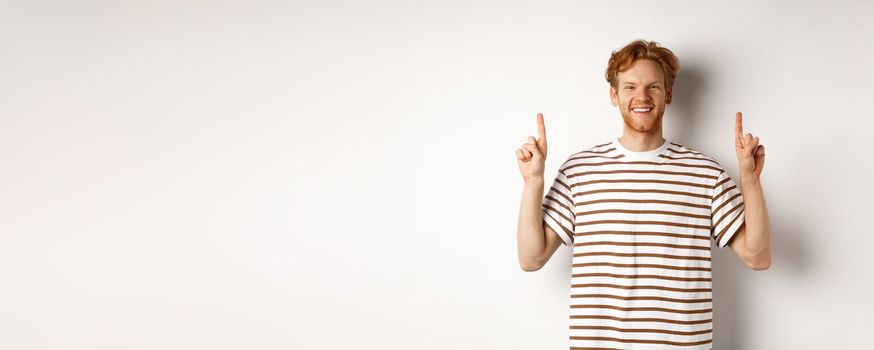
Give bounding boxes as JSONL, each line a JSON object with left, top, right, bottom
{"left": 516, "top": 113, "right": 548, "bottom": 182}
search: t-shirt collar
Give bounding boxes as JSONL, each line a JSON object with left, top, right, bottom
{"left": 612, "top": 137, "right": 670, "bottom": 161}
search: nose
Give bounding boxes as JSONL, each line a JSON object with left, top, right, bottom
{"left": 635, "top": 87, "right": 652, "bottom": 101}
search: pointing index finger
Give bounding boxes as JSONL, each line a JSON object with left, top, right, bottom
{"left": 735, "top": 112, "right": 743, "bottom": 142}
{"left": 537, "top": 113, "right": 547, "bottom": 146}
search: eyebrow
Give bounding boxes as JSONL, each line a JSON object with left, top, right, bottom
{"left": 621, "top": 81, "right": 662, "bottom": 86}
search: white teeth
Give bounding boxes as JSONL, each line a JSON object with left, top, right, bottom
{"left": 633, "top": 108, "right": 652, "bottom": 112}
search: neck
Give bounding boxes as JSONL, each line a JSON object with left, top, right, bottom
{"left": 618, "top": 128, "right": 665, "bottom": 152}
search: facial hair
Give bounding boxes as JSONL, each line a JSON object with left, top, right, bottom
{"left": 620, "top": 106, "right": 664, "bottom": 134}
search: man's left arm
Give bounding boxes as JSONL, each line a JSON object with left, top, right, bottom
{"left": 729, "top": 111, "right": 772, "bottom": 270}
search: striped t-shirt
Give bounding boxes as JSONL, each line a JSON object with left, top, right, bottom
{"left": 541, "top": 138, "right": 745, "bottom": 350}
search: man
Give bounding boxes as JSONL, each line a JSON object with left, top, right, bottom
{"left": 514, "top": 39, "right": 772, "bottom": 349}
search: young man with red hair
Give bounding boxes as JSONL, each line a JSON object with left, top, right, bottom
{"left": 515, "top": 39, "right": 771, "bottom": 349}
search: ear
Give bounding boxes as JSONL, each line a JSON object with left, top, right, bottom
{"left": 665, "top": 87, "right": 673, "bottom": 105}
{"left": 610, "top": 85, "right": 619, "bottom": 106}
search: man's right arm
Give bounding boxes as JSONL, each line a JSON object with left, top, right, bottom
{"left": 515, "top": 113, "right": 563, "bottom": 272}
{"left": 517, "top": 176, "right": 564, "bottom": 272}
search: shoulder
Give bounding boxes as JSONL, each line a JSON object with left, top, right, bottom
{"left": 559, "top": 140, "right": 619, "bottom": 171}
{"left": 571, "top": 140, "right": 619, "bottom": 159}
{"left": 665, "top": 141, "right": 726, "bottom": 170}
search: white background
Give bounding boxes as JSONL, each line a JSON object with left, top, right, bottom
{"left": 2, "top": 0, "right": 873, "bottom": 349}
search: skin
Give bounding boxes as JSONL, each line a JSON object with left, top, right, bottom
{"left": 515, "top": 59, "right": 772, "bottom": 271}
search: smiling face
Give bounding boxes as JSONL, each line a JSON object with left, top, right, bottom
{"left": 610, "top": 59, "right": 673, "bottom": 134}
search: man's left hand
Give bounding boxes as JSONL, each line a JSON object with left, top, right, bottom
{"left": 735, "top": 111, "right": 766, "bottom": 180}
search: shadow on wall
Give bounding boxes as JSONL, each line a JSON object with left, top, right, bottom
{"left": 668, "top": 62, "right": 707, "bottom": 140}
{"left": 712, "top": 218, "right": 811, "bottom": 349}
{"left": 671, "top": 61, "right": 813, "bottom": 349}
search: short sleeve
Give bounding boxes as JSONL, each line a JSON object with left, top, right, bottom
{"left": 711, "top": 170, "right": 745, "bottom": 248}
{"left": 541, "top": 166, "right": 575, "bottom": 247}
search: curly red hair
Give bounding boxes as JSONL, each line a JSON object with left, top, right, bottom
{"left": 605, "top": 39, "right": 679, "bottom": 91}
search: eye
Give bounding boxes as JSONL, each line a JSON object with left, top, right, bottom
{"left": 650, "top": 85, "right": 660, "bottom": 90}
{"left": 625, "top": 86, "right": 634, "bottom": 90}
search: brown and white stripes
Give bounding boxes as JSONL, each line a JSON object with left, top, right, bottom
{"left": 542, "top": 139, "right": 745, "bottom": 350}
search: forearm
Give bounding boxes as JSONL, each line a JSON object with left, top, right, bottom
{"left": 740, "top": 176, "right": 772, "bottom": 257}
{"left": 517, "top": 177, "right": 546, "bottom": 267}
